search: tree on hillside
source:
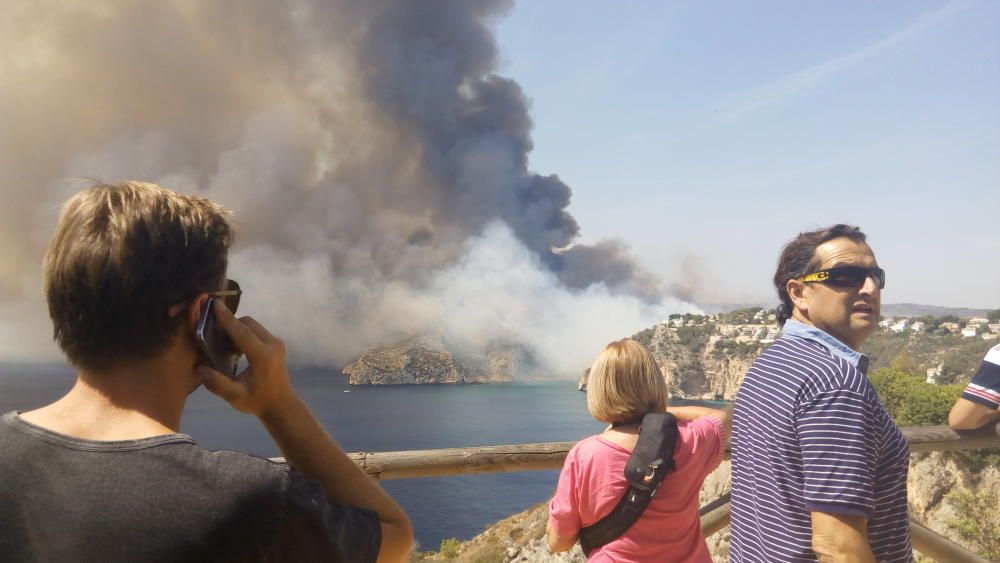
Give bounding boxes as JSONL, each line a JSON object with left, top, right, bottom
{"left": 862, "top": 332, "right": 909, "bottom": 371}
{"left": 631, "top": 327, "right": 655, "bottom": 349}
{"left": 890, "top": 351, "right": 918, "bottom": 375}
{"left": 988, "top": 309, "right": 1000, "bottom": 323}
{"left": 913, "top": 315, "right": 940, "bottom": 332}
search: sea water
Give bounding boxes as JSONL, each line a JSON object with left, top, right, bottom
{"left": 0, "top": 364, "right": 726, "bottom": 550}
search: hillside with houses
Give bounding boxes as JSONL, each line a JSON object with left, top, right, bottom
{"left": 616, "top": 307, "right": 1000, "bottom": 398}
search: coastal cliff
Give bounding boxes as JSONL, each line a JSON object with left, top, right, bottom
{"left": 343, "top": 334, "right": 537, "bottom": 385}
{"left": 578, "top": 316, "right": 763, "bottom": 399}
{"left": 636, "top": 326, "right": 756, "bottom": 400}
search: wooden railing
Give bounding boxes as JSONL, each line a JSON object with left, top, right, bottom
{"left": 279, "top": 423, "right": 999, "bottom": 562}
{"left": 324, "top": 422, "right": 1000, "bottom": 481}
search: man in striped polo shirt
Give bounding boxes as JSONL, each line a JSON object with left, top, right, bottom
{"left": 948, "top": 344, "right": 1000, "bottom": 430}
{"left": 731, "top": 225, "right": 911, "bottom": 562}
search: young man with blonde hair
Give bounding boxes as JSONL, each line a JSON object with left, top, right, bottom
{"left": 0, "top": 181, "right": 412, "bottom": 562}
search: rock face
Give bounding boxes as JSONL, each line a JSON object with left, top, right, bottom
{"left": 412, "top": 501, "right": 585, "bottom": 562}
{"left": 343, "top": 334, "right": 536, "bottom": 385}
{"left": 637, "top": 324, "right": 759, "bottom": 400}
{"left": 906, "top": 451, "right": 1000, "bottom": 556}
{"left": 576, "top": 322, "right": 759, "bottom": 399}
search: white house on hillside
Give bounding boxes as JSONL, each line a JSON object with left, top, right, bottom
{"left": 926, "top": 364, "right": 943, "bottom": 384}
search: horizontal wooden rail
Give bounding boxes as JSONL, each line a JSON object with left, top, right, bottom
{"left": 901, "top": 423, "right": 1000, "bottom": 454}
{"left": 699, "top": 491, "right": 731, "bottom": 538}
{"left": 341, "top": 441, "right": 577, "bottom": 480}
{"left": 911, "top": 519, "right": 990, "bottom": 562}
{"left": 270, "top": 422, "right": 999, "bottom": 480}
{"left": 269, "top": 424, "right": 1000, "bottom": 555}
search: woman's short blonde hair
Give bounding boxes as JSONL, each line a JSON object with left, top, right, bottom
{"left": 586, "top": 339, "right": 669, "bottom": 424}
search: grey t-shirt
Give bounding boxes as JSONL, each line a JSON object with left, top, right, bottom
{"left": 0, "top": 411, "right": 381, "bottom": 563}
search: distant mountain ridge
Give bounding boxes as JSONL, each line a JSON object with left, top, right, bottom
{"left": 699, "top": 302, "right": 992, "bottom": 319}
{"left": 880, "top": 303, "right": 992, "bottom": 319}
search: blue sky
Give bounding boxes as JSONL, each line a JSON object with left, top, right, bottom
{"left": 494, "top": 0, "right": 999, "bottom": 308}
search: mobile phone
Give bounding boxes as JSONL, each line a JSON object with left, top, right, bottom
{"left": 196, "top": 297, "right": 241, "bottom": 377}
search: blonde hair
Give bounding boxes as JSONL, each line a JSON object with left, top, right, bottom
{"left": 44, "top": 181, "right": 232, "bottom": 370}
{"left": 586, "top": 339, "right": 669, "bottom": 423}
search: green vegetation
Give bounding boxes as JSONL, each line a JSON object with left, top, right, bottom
{"left": 860, "top": 332, "right": 908, "bottom": 371}
{"left": 868, "top": 367, "right": 1000, "bottom": 480}
{"left": 439, "top": 538, "right": 461, "bottom": 559}
{"left": 868, "top": 368, "right": 962, "bottom": 426}
{"left": 988, "top": 309, "right": 1000, "bottom": 323}
{"left": 946, "top": 447, "right": 1000, "bottom": 476}
{"left": 712, "top": 339, "right": 762, "bottom": 359}
{"left": 945, "top": 489, "right": 1000, "bottom": 560}
{"left": 675, "top": 324, "right": 713, "bottom": 351}
{"left": 630, "top": 326, "right": 655, "bottom": 349}
{"left": 718, "top": 307, "right": 766, "bottom": 325}
{"left": 863, "top": 331, "right": 993, "bottom": 385}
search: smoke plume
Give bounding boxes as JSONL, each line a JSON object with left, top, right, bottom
{"left": 0, "top": 1, "right": 691, "bottom": 374}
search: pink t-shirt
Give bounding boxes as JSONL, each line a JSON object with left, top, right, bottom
{"left": 549, "top": 416, "right": 725, "bottom": 563}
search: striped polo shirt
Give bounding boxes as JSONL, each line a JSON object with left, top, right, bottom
{"left": 730, "top": 320, "right": 912, "bottom": 562}
{"left": 961, "top": 344, "right": 1000, "bottom": 409}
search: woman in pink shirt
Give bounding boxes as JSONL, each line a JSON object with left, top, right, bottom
{"left": 547, "top": 339, "right": 730, "bottom": 562}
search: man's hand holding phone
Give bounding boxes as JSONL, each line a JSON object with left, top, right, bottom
{"left": 196, "top": 300, "right": 416, "bottom": 561}
{"left": 196, "top": 300, "right": 295, "bottom": 420}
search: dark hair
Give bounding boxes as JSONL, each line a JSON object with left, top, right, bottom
{"left": 773, "top": 224, "right": 867, "bottom": 326}
{"left": 44, "top": 181, "right": 233, "bottom": 370}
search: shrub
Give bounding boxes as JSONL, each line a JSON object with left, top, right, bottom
{"left": 439, "top": 538, "right": 461, "bottom": 559}
{"left": 945, "top": 488, "right": 1000, "bottom": 559}
{"left": 868, "top": 368, "right": 963, "bottom": 426}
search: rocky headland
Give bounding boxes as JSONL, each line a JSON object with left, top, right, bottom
{"left": 343, "top": 334, "right": 538, "bottom": 385}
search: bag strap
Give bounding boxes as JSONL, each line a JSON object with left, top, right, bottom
{"left": 577, "top": 412, "right": 679, "bottom": 556}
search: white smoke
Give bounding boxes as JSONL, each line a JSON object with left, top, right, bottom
{"left": 232, "top": 223, "right": 695, "bottom": 376}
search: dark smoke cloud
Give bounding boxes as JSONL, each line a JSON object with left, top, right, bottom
{"left": 0, "top": 0, "right": 682, "bottom": 369}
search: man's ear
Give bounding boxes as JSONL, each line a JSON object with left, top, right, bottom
{"left": 186, "top": 294, "right": 210, "bottom": 333}
{"left": 787, "top": 279, "right": 808, "bottom": 316}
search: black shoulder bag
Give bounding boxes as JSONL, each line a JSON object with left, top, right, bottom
{"left": 578, "top": 412, "right": 679, "bottom": 556}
